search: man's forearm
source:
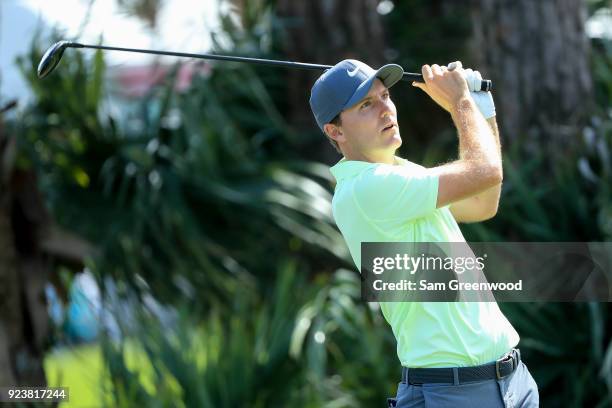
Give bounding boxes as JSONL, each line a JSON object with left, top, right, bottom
{"left": 448, "top": 116, "right": 502, "bottom": 222}
{"left": 451, "top": 98, "right": 501, "bottom": 173}
{"left": 473, "top": 117, "right": 502, "bottom": 201}
{"left": 486, "top": 116, "right": 501, "bottom": 158}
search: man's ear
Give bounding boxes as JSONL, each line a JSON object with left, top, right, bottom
{"left": 323, "top": 123, "right": 345, "bottom": 144}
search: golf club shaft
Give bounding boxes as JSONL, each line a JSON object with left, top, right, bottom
{"left": 66, "top": 42, "right": 492, "bottom": 90}
{"left": 72, "top": 43, "right": 336, "bottom": 72}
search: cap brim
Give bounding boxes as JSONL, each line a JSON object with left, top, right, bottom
{"left": 343, "top": 63, "right": 404, "bottom": 110}
{"left": 376, "top": 63, "right": 404, "bottom": 88}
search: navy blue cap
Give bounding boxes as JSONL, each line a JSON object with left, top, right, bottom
{"left": 309, "top": 59, "right": 404, "bottom": 130}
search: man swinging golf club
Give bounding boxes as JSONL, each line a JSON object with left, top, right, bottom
{"left": 309, "top": 59, "right": 540, "bottom": 407}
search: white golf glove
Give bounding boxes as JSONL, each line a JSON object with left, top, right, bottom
{"left": 463, "top": 68, "right": 496, "bottom": 119}
{"left": 447, "top": 62, "right": 496, "bottom": 119}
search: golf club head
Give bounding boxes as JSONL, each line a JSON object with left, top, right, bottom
{"left": 37, "top": 41, "right": 73, "bottom": 79}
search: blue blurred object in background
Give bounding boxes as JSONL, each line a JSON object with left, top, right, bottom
{"left": 64, "top": 271, "right": 101, "bottom": 343}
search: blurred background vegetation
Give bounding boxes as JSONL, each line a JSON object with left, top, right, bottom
{"left": 0, "top": 0, "right": 611, "bottom": 406}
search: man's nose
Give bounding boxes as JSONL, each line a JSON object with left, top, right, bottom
{"left": 379, "top": 97, "right": 394, "bottom": 116}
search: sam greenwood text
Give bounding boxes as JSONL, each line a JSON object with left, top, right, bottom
{"left": 372, "top": 279, "right": 523, "bottom": 291}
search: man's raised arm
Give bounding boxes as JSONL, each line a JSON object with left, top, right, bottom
{"left": 412, "top": 62, "right": 502, "bottom": 209}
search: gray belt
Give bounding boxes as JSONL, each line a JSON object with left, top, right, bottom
{"left": 401, "top": 348, "right": 521, "bottom": 385}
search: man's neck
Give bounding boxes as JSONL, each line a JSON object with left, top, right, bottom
{"left": 342, "top": 150, "right": 396, "bottom": 165}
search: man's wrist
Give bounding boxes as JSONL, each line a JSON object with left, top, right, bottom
{"left": 451, "top": 96, "right": 477, "bottom": 117}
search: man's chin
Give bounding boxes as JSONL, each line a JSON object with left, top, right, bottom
{"left": 390, "top": 132, "right": 402, "bottom": 148}
{"left": 382, "top": 136, "right": 402, "bottom": 158}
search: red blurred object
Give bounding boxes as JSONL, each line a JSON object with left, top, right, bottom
{"left": 111, "top": 62, "right": 211, "bottom": 98}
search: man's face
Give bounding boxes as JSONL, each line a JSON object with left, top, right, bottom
{"left": 328, "top": 78, "right": 401, "bottom": 162}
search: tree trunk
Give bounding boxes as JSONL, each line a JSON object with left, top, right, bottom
{"left": 275, "top": 0, "right": 388, "bottom": 164}
{"left": 470, "top": 0, "right": 593, "bottom": 154}
{"left": 0, "top": 206, "right": 20, "bottom": 386}
{"left": 0, "top": 106, "right": 49, "bottom": 387}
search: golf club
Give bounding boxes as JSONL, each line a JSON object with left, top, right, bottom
{"left": 37, "top": 41, "right": 492, "bottom": 91}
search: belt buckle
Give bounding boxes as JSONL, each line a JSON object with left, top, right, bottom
{"left": 495, "top": 352, "right": 514, "bottom": 380}
{"left": 495, "top": 359, "right": 503, "bottom": 380}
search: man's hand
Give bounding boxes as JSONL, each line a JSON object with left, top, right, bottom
{"left": 413, "top": 62, "right": 496, "bottom": 118}
{"left": 412, "top": 62, "right": 470, "bottom": 113}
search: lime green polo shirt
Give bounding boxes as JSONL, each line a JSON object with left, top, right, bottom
{"left": 329, "top": 156, "right": 519, "bottom": 368}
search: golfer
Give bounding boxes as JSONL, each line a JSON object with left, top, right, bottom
{"left": 309, "top": 59, "right": 539, "bottom": 407}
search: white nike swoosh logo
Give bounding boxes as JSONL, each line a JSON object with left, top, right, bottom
{"left": 347, "top": 66, "right": 360, "bottom": 77}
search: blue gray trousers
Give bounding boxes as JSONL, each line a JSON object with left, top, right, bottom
{"left": 389, "top": 361, "right": 539, "bottom": 407}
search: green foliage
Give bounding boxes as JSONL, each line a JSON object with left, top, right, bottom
{"left": 17, "top": 32, "right": 348, "bottom": 312}
{"left": 593, "top": 38, "right": 612, "bottom": 110}
{"left": 499, "top": 302, "right": 612, "bottom": 407}
{"left": 99, "top": 266, "right": 396, "bottom": 407}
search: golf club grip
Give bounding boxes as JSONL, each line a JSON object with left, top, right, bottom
{"left": 402, "top": 72, "right": 492, "bottom": 92}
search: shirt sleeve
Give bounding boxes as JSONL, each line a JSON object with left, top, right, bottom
{"left": 352, "top": 163, "right": 439, "bottom": 222}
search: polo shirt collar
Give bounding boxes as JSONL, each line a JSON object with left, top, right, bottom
{"left": 330, "top": 156, "right": 407, "bottom": 182}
